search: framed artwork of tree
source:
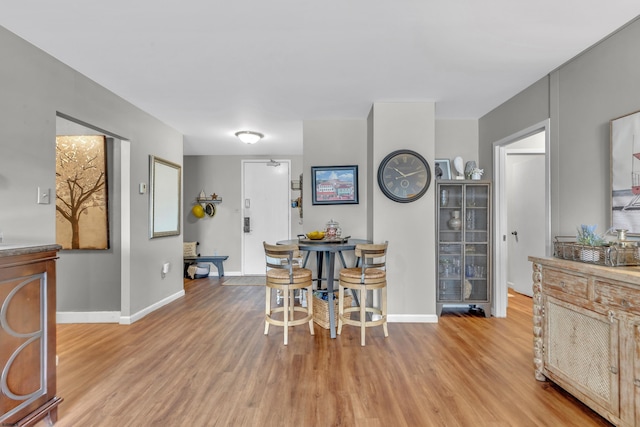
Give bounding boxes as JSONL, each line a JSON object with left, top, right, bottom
{"left": 55, "top": 135, "right": 109, "bottom": 249}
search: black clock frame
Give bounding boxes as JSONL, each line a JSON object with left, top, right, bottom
{"left": 377, "top": 149, "right": 431, "bottom": 203}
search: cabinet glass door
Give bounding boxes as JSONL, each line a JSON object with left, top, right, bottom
{"left": 438, "top": 184, "right": 463, "bottom": 301}
{"left": 464, "top": 184, "right": 488, "bottom": 301}
{"left": 437, "top": 181, "right": 491, "bottom": 317}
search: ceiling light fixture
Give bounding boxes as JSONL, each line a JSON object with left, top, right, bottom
{"left": 235, "top": 131, "right": 264, "bottom": 144}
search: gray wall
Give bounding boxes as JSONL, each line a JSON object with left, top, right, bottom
{"left": 479, "top": 77, "right": 549, "bottom": 180}
{"left": 183, "top": 155, "right": 303, "bottom": 274}
{"left": 435, "top": 119, "right": 480, "bottom": 171}
{"left": 0, "top": 26, "right": 184, "bottom": 319}
{"left": 303, "top": 120, "right": 369, "bottom": 244}
{"left": 479, "top": 16, "right": 640, "bottom": 240}
{"left": 183, "top": 114, "right": 470, "bottom": 318}
{"left": 55, "top": 117, "right": 122, "bottom": 312}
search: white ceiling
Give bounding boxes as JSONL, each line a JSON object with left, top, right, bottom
{"left": 2, "top": 2, "right": 639, "bottom": 155}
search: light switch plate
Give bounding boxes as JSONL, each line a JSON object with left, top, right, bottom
{"left": 37, "top": 187, "right": 50, "bottom": 204}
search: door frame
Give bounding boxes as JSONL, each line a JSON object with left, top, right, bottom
{"left": 493, "top": 119, "right": 551, "bottom": 317}
{"left": 240, "top": 159, "right": 291, "bottom": 275}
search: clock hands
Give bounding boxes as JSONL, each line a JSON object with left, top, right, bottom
{"left": 392, "top": 167, "right": 407, "bottom": 178}
{"left": 394, "top": 170, "right": 422, "bottom": 179}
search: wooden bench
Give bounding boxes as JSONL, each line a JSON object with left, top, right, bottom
{"left": 183, "top": 255, "right": 229, "bottom": 277}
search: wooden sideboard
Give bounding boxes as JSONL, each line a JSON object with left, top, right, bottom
{"left": 530, "top": 256, "right": 640, "bottom": 426}
{"left": 0, "top": 244, "right": 62, "bottom": 426}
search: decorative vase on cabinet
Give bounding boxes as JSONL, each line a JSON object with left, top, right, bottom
{"left": 436, "top": 181, "right": 492, "bottom": 317}
{"left": 448, "top": 211, "right": 462, "bottom": 230}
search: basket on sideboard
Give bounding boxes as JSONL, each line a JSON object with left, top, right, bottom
{"left": 553, "top": 236, "right": 640, "bottom": 267}
{"left": 312, "top": 291, "right": 352, "bottom": 329}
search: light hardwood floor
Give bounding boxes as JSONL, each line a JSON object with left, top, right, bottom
{"left": 37, "top": 277, "right": 612, "bottom": 427}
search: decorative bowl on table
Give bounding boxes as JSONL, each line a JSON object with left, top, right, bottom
{"left": 306, "top": 231, "right": 325, "bottom": 240}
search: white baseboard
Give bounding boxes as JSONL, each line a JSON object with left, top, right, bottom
{"left": 388, "top": 314, "right": 439, "bottom": 323}
{"left": 212, "top": 270, "right": 242, "bottom": 277}
{"left": 57, "top": 311, "right": 121, "bottom": 323}
{"left": 56, "top": 289, "right": 185, "bottom": 324}
{"left": 120, "top": 290, "right": 185, "bottom": 324}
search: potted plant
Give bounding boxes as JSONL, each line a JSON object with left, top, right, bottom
{"left": 576, "top": 224, "right": 607, "bottom": 262}
{"left": 470, "top": 168, "right": 484, "bottom": 180}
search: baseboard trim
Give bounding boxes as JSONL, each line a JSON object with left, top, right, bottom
{"left": 120, "top": 290, "right": 185, "bottom": 325}
{"left": 57, "top": 311, "right": 121, "bottom": 324}
{"left": 388, "top": 314, "right": 439, "bottom": 323}
{"left": 56, "top": 289, "right": 186, "bottom": 324}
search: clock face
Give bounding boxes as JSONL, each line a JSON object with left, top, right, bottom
{"left": 377, "top": 150, "right": 431, "bottom": 203}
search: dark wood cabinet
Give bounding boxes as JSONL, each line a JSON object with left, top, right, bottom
{"left": 0, "top": 244, "right": 62, "bottom": 426}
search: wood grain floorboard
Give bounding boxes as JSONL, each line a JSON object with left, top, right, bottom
{"left": 35, "top": 278, "right": 612, "bottom": 427}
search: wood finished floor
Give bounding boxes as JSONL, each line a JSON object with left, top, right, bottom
{"left": 37, "top": 277, "right": 612, "bottom": 427}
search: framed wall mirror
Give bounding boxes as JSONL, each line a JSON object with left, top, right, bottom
{"left": 149, "top": 155, "right": 181, "bottom": 238}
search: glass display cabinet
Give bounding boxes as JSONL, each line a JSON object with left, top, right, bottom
{"left": 436, "top": 181, "right": 492, "bottom": 317}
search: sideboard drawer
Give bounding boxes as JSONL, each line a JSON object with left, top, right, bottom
{"left": 594, "top": 280, "right": 640, "bottom": 314}
{"left": 543, "top": 268, "right": 588, "bottom": 299}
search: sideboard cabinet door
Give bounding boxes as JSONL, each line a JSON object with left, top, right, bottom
{"left": 0, "top": 249, "right": 62, "bottom": 426}
{"left": 543, "top": 295, "right": 620, "bottom": 417}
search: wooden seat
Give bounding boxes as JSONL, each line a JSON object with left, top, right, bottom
{"left": 264, "top": 242, "right": 314, "bottom": 345}
{"left": 338, "top": 242, "right": 388, "bottom": 346}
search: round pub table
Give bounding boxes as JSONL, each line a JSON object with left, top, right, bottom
{"left": 277, "top": 238, "right": 370, "bottom": 338}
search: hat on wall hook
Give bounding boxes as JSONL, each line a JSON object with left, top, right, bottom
{"left": 191, "top": 204, "right": 205, "bottom": 218}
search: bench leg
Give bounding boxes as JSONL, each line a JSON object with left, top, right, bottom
{"left": 212, "top": 260, "right": 225, "bottom": 277}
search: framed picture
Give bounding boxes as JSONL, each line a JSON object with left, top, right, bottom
{"left": 434, "top": 159, "right": 451, "bottom": 180}
{"left": 311, "top": 165, "right": 359, "bottom": 205}
{"left": 149, "top": 155, "right": 182, "bottom": 238}
{"left": 611, "top": 110, "right": 640, "bottom": 234}
{"left": 56, "top": 135, "right": 109, "bottom": 249}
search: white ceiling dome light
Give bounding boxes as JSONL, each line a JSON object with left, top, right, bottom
{"left": 235, "top": 131, "right": 264, "bottom": 144}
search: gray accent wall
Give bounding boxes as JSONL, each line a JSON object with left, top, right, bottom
{"left": 0, "top": 26, "right": 184, "bottom": 319}
{"left": 182, "top": 155, "right": 304, "bottom": 275}
{"left": 302, "top": 120, "right": 369, "bottom": 273}
{"left": 1, "top": 23, "right": 482, "bottom": 320}
{"left": 435, "top": 119, "right": 480, "bottom": 171}
{"left": 480, "top": 16, "right": 640, "bottom": 242}
{"left": 55, "top": 118, "right": 122, "bottom": 312}
{"left": 182, "top": 114, "right": 468, "bottom": 318}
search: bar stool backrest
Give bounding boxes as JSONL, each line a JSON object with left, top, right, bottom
{"left": 354, "top": 242, "right": 388, "bottom": 281}
{"left": 263, "top": 242, "right": 303, "bottom": 282}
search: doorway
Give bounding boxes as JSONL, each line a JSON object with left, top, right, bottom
{"left": 506, "top": 141, "right": 546, "bottom": 296}
{"left": 242, "top": 160, "right": 291, "bottom": 275}
{"left": 493, "top": 120, "right": 551, "bottom": 317}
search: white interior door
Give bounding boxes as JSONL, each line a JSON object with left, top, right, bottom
{"left": 494, "top": 120, "right": 550, "bottom": 317}
{"left": 242, "top": 160, "right": 290, "bottom": 275}
{"left": 506, "top": 153, "right": 546, "bottom": 296}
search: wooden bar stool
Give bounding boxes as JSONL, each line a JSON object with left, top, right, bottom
{"left": 263, "top": 242, "right": 314, "bottom": 345}
{"left": 337, "top": 242, "right": 388, "bottom": 346}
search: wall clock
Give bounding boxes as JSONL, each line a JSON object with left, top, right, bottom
{"left": 377, "top": 149, "right": 431, "bottom": 203}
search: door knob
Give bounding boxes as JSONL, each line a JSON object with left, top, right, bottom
{"left": 511, "top": 230, "right": 518, "bottom": 242}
